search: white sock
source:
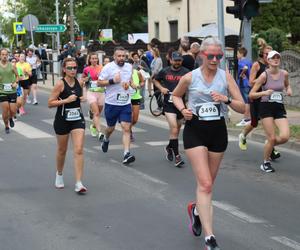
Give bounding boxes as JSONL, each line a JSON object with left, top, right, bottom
{"left": 76, "top": 181, "right": 82, "bottom": 186}
{"left": 124, "top": 150, "right": 129, "bottom": 156}
{"left": 205, "top": 235, "right": 215, "bottom": 242}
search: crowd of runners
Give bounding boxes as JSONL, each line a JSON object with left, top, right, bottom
{"left": 0, "top": 35, "right": 293, "bottom": 250}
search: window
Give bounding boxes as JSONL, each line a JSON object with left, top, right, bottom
{"left": 155, "top": 22, "right": 159, "bottom": 39}
{"left": 169, "top": 20, "right": 178, "bottom": 42}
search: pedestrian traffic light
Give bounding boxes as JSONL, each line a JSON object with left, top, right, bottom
{"left": 226, "top": 0, "right": 260, "bottom": 20}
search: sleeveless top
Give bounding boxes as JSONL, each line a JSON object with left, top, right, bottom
{"left": 131, "top": 69, "right": 142, "bottom": 100}
{"left": 188, "top": 68, "right": 228, "bottom": 121}
{"left": 83, "top": 65, "right": 105, "bottom": 93}
{"left": 261, "top": 69, "right": 285, "bottom": 103}
{"left": 256, "top": 61, "right": 267, "bottom": 79}
{"left": 55, "top": 78, "right": 83, "bottom": 121}
{"left": 0, "top": 62, "right": 17, "bottom": 95}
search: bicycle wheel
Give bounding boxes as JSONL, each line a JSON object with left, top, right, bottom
{"left": 149, "top": 91, "right": 164, "bottom": 117}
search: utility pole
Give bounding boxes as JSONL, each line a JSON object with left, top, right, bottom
{"left": 14, "top": 0, "right": 18, "bottom": 47}
{"left": 55, "top": 0, "right": 60, "bottom": 50}
{"left": 69, "top": 0, "right": 75, "bottom": 44}
{"left": 217, "top": 0, "right": 226, "bottom": 69}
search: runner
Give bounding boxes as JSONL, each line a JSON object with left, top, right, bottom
{"left": 98, "top": 46, "right": 135, "bottom": 164}
{"left": 26, "top": 48, "right": 40, "bottom": 105}
{"left": 10, "top": 57, "right": 23, "bottom": 117}
{"left": 172, "top": 37, "right": 245, "bottom": 249}
{"left": 82, "top": 53, "right": 104, "bottom": 141}
{"left": 16, "top": 53, "right": 32, "bottom": 114}
{"left": 48, "top": 57, "right": 87, "bottom": 193}
{"left": 128, "top": 58, "right": 145, "bottom": 142}
{"left": 154, "top": 51, "right": 189, "bottom": 167}
{"left": 249, "top": 51, "right": 292, "bottom": 172}
{"left": 0, "top": 48, "right": 19, "bottom": 133}
{"left": 238, "top": 39, "right": 281, "bottom": 160}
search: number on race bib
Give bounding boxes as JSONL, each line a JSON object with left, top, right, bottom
{"left": 269, "top": 92, "right": 283, "bottom": 103}
{"left": 116, "top": 93, "right": 129, "bottom": 104}
{"left": 3, "top": 83, "right": 12, "bottom": 92}
{"left": 196, "top": 102, "right": 221, "bottom": 121}
{"left": 65, "top": 108, "right": 81, "bottom": 121}
{"left": 90, "top": 81, "right": 98, "bottom": 88}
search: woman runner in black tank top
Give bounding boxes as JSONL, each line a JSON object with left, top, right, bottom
{"left": 48, "top": 57, "right": 87, "bottom": 194}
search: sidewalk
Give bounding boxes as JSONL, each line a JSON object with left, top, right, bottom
{"left": 38, "top": 77, "right": 300, "bottom": 151}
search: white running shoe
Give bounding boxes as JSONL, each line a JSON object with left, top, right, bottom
{"left": 26, "top": 97, "right": 32, "bottom": 104}
{"left": 75, "top": 181, "right": 87, "bottom": 193}
{"left": 55, "top": 172, "right": 64, "bottom": 189}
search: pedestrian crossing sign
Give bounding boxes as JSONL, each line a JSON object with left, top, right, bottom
{"left": 13, "top": 22, "right": 26, "bottom": 34}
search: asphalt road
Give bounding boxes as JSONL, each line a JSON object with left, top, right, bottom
{"left": 0, "top": 91, "right": 299, "bottom": 250}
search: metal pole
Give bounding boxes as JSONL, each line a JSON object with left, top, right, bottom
{"left": 217, "top": 0, "right": 226, "bottom": 69}
{"left": 69, "top": 0, "right": 75, "bottom": 44}
{"left": 29, "top": 15, "right": 34, "bottom": 46}
{"left": 243, "top": 18, "right": 252, "bottom": 62}
{"left": 14, "top": 0, "right": 18, "bottom": 47}
{"left": 55, "top": 0, "right": 60, "bottom": 50}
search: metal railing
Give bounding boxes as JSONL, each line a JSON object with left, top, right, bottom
{"left": 40, "top": 59, "right": 61, "bottom": 86}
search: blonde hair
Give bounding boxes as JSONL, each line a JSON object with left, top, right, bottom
{"left": 151, "top": 47, "right": 160, "bottom": 57}
{"left": 257, "top": 38, "right": 272, "bottom": 58}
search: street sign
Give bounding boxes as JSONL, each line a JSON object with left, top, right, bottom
{"left": 13, "top": 22, "right": 26, "bottom": 35}
{"left": 22, "top": 14, "right": 39, "bottom": 32}
{"left": 35, "top": 24, "right": 66, "bottom": 33}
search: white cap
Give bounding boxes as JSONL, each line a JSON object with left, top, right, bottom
{"left": 267, "top": 50, "right": 280, "bottom": 60}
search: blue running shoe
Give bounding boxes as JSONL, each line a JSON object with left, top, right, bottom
{"left": 101, "top": 140, "right": 109, "bottom": 153}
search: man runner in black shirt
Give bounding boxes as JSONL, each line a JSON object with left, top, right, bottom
{"left": 154, "top": 52, "right": 189, "bottom": 167}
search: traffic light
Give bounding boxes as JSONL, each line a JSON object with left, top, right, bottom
{"left": 226, "top": 0, "right": 260, "bottom": 20}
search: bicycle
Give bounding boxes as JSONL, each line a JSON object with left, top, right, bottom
{"left": 149, "top": 90, "right": 164, "bottom": 117}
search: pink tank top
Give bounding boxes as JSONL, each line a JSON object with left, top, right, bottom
{"left": 261, "top": 69, "right": 285, "bottom": 103}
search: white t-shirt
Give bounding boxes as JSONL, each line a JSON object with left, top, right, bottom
{"left": 26, "top": 55, "right": 39, "bottom": 70}
{"left": 99, "top": 61, "right": 133, "bottom": 106}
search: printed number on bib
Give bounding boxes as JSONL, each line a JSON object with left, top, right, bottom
{"left": 90, "top": 81, "right": 98, "bottom": 88}
{"left": 65, "top": 107, "right": 81, "bottom": 121}
{"left": 117, "top": 93, "right": 129, "bottom": 104}
{"left": 196, "top": 102, "right": 221, "bottom": 121}
{"left": 3, "top": 83, "right": 12, "bottom": 92}
{"left": 269, "top": 91, "right": 283, "bottom": 103}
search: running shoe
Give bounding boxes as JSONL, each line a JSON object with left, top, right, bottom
{"left": 123, "top": 152, "right": 135, "bottom": 165}
{"left": 101, "top": 139, "right": 110, "bottom": 153}
{"left": 235, "top": 119, "right": 250, "bottom": 127}
{"left": 175, "top": 155, "right": 184, "bottom": 167}
{"left": 270, "top": 148, "right": 281, "bottom": 160}
{"left": 90, "top": 124, "right": 97, "bottom": 137}
{"left": 5, "top": 127, "right": 10, "bottom": 134}
{"left": 260, "top": 161, "right": 275, "bottom": 173}
{"left": 238, "top": 133, "right": 247, "bottom": 151}
{"left": 26, "top": 97, "right": 31, "bottom": 104}
{"left": 165, "top": 146, "right": 174, "bottom": 161}
{"left": 98, "top": 133, "right": 104, "bottom": 142}
{"left": 187, "top": 202, "right": 202, "bottom": 237}
{"left": 19, "top": 107, "right": 26, "bottom": 115}
{"left": 9, "top": 118, "right": 15, "bottom": 128}
{"left": 75, "top": 181, "right": 87, "bottom": 194}
{"left": 88, "top": 110, "right": 93, "bottom": 120}
{"left": 205, "top": 236, "right": 221, "bottom": 250}
{"left": 32, "top": 99, "right": 38, "bottom": 105}
{"left": 55, "top": 172, "right": 64, "bottom": 189}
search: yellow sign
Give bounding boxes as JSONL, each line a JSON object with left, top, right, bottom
{"left": 13, "top": 22, "right": 26, "bottom": 34}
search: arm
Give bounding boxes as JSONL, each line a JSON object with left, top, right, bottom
{"left": 153, "top": 69, "right": 169, "bottom": 94}
{"left": 249, "top": 72, "right": 273, "bottom": 100}
{"left": 283, "top": 70, "right": 292, "bottom": 96}
{"left": 172, "top": 72, "right": 193, "bottom": 120}
{"left": 249, "top": 61, "right": 260, "bottom": 87}
{"left": 12, "top": 64, "right": 19, "bottom": 88}
{"left": 48, "top": 80, "right": 77, "bottom": 108}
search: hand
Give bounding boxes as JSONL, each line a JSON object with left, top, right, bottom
{"left": 210, "top": 91, "right": 227, "bottom": 102}
{"left": 66, "top": 94, "right": 77, "bottom": 103}
{"left": 12, "top": 82, "right": 18, "bottom": 88}
{"left": 287, "top": 88, "right": 292, "bottom": 96}
{"left": 131, "top": 83, "right": 138, "bottom": 89}
{"left": 161, "top": 87, "right": 169, "bottom": 95}
{"left": 113, "top": 72, "right": 121, "bottom": 83}
{"left": 181, "top": 108, "right": 193, "bottom": 120}
{"left": 122, "top": 82, "right": 129, "bottom": 90}
{"left": 265, "top": 89, "right": 273, "bottom": 96}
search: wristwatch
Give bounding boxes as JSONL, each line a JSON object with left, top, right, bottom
{"left": 225, "top": 96, "right": 232, "bottom": 105}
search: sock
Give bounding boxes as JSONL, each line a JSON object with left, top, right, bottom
{"left": 124, "top": 150, "right": 129, "bottom": 156}
{"left": 76, "top": 181, "right": 82, "bottom": 186}
{"left": 104, "top": 135, "right": 109, "bottom": 142}
{"left": 205, "top": 235, "right": 215, "bottom": 242}
{"left": 193, "top": 206, "right": 199, "bottom": 216}
{"left": 170, "top": 139, "right": 179, "bottom": 156}
{"left": 264, "top": 160, "right": 270, "bottom": 164}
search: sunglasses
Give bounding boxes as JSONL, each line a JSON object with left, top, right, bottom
{"left": 202, "top": 52, "right": 223, "bottom": 60}
{"left": 66, "top": 66, "right": 77, "bottom": 71}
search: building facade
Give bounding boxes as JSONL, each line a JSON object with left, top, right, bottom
{"left": 147, "top": 0, "right": 240, "bottom": 42}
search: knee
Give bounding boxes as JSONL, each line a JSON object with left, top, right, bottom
{"left": 57, "top": 147, "right": 67, "bottom": 156}
{"left": 74, "top": 146, "right": 83, "bottom": 156}
{"left": 280, "top": 133, "right": 289, "bottom": 143}
{"left": 267, "top": 136, "right": 276, "bottom": 145}
{"left": 93, "top": 111, "right": 100, "bottom": 117}
{"left": 123, "top": 126, "right": 131, "bottom": 133}
{"left": 197, "top": 181, "right": 213, "bottom": 195}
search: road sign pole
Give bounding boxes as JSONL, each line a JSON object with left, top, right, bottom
{"left": 29, "top": 15, "right": 35, "bottom": 46}
{"left": 14, "top": 0, "right": 18, "bottom": 47}
{"left": 243, "top": 18, "right": 252, "bottom": 62}
{"left": 55, "top": 0, "right": 61, "bottom": 50}
{"left": 217, "top": 0, "right": 226, "bottom": 69}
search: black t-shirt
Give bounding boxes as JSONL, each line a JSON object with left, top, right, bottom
{"left": 182, "top": 54, "right": 195, "bottom": 71}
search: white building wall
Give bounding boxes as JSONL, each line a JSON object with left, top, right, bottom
{"left": 148, "top": 0, "right": 240, "bottom": 42}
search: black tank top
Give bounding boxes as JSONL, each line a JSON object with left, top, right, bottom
{"left": 55, "top": 78, "right": 82, "bottom": 119}
{"left": 256, "top": 61, "right": 266, "bottom": 79}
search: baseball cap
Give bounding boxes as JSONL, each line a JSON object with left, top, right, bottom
{"left": 172, "top": 51, "right": 183, "bottom": 61}
{"left": 267, "top": 50, "right": 280, "bottom": 60}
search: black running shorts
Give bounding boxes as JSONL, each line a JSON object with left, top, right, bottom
{"left": 259, "top": 102, "right": 287, "bottom": 120}
{"left": 131, "top": 99, "right": 141, "bottom": 106}
{"left": 163, "top": 103, "right": 183, "bottom": 120}
{"left": 53, "top": 117, "right": 85, "bottom": 135}
{"left": 19, "top": 79, "right": 31, "bottom": 89}
{"left": 183, "top": 116, "right": 228, "bottom": 152}
{"left": 0, "top": 93, "right": 17, "bottom": 103}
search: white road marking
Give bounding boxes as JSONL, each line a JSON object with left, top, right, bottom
{"left": 271, "top": 236, "right": 300, "bottom": 250}
{"left": 93, "top": 144, "right": 139, "bottom": 151}
{"left": 0, "top": 121, "right": 53, "bottom": 139}
{"left": 0, "top": 137, "right": 3, "bottom": 141}
{"left": 145, "top": 140, "right": 183, "bottom": 146}
{"left": 41, "top": 119, "right": 53, "bottom": 125}
{"left": 213, "top": 200, "right": 267, "bottom": 223}
{"left": 83, "top": 147, "right": 97, "bottom": 154}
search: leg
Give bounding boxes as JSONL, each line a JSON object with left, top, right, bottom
{"left": 9, "top": 102, "right": 17, "bottom": 120}
{"left": 1, "top": 101, "right": 10, "bottom": 128}
{"left": 186, "top": 147, "right": 224, "bottom": 237}
{"left": 56, "top": 134, "right": 69, "bottom": 174}
{"left": 90, "top": 102, "right": 101, "bottom": 133}
{"left": 131, "top": 104, "right": 140, "bottom": 126}
{"left": 31, "top": 83, "right": 38, "bottom": 103}
{"left": 165, "top": 112, "right": 181, "bottom": 156}
{"left": 70, "top": 129, "right": 85, "bottom": 182}
{"left": 261, "top": 117, "right": 276, "bottom": 161}
{"left": 120, "top": 122, "right": 132, "bottom": 152}
{"left": 274, "top": 118, "right": 290, "bottom": 145}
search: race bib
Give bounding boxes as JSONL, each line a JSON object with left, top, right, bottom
{"left": 65, "top": 107, "right": 81, "bottom": 121}
{"left": 196, "top": 102, "right": 221, "bottom": 121}
{"left": 269, "top": 91, "right": 283, "bottom": 103}
{"left": 116, "top": 93, "right": 129, "bottom": 104}
{"left": 168, "top": 93, "right": 173, "bottom": 103}
{"left": 90, "top": 81, "right": 98, "bottom": 88}
{"left": 3, "top": 83, "right": 12, "bottom": 92}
